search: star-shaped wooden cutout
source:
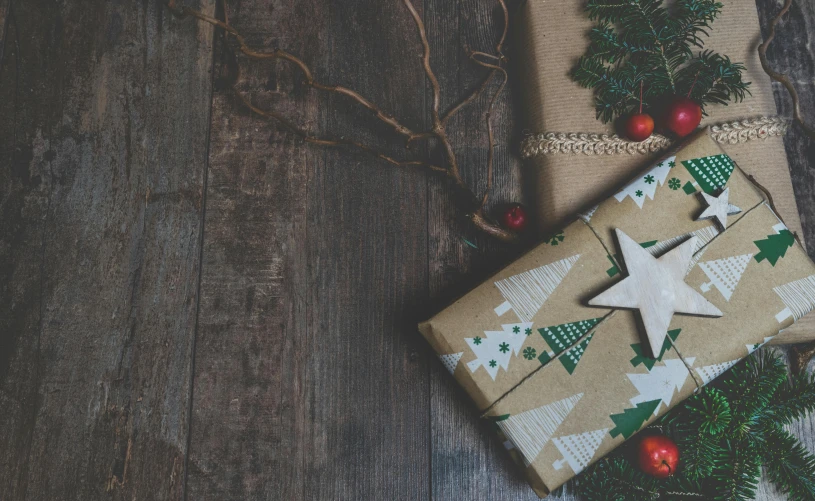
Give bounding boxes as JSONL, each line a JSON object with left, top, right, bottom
{"left": 589, "top": 229, "right": 723, "bottom": 356}
{"left": 696, "top": 187, "right": 741, "bottom": 230}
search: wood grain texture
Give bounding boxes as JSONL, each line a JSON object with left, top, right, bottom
{"left": 1, "top": 1, "right": 814, "bottom": 500}
{"left": 0, "top": 0, "right": 214, "bottom": 499}
{"left": 184, "top": 0, "right": 431, "bottom": 499}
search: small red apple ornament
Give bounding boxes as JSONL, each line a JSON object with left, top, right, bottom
{"left": 664, "top": 96, "right": 703, "bottom": 138}
{"left": 501, "top": 204, "right": 528, "bottom": 232}
{"left": 637, "top": 434, "right": 680, "bottom": 478}
{"left": 624, "top": 113, "right": 655, "bottom": 142}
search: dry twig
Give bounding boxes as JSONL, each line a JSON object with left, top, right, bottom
{"left": 758, "top": 0, "right": 815, "bottom": 141}
{"left": 166, "top": 0, "right": 516, "bottom": 241}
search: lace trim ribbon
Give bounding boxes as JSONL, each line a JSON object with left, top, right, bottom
{"left": 520, "top": 116, "right": 789, "bottom": 159}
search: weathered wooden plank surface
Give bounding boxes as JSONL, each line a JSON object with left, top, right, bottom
{"left": 184, "top": 0, "right": 430, "bottom": 498}
{"left": 2, "top": 0, "right": 815, "bottom": 500}
{"left": 0, "top": 0, "right": 214, "bottom": 499}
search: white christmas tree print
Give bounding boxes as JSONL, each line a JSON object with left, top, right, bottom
{"left": 465, "top": 323, "right": 533, "bottom": 380}
{"left": 494, "top": 255, "right": 581, "bottom": 321}
{"left": 747, "top": 337, "right": 774, "bottom": 355}
{"left": 552, "top": 428, "right": 609, "bottom": 474}
{"left": 695, "top": 359, "right": 739, "bottom": 385}
{"left": 614, "top": 156, "right": 675, "bottom": 209}
{"left": 627, "top": 358, "right": 696, "bottom": 415}
{"left": 579, "top": 205, "right": 599, "bottom": 223}
{"left": 438, "top": 352, "right": 463, "bottom": 375}
{"left": 648, "top": 224, "right": 720, "bottom": 258}
{"left": 699, "top": 253, "right": 752, "bottom": 301}
{"left": 497, "top": 393, "right": 583, "bottom": 466}
{"left": 774, "top": 275, "right": 815, "bottom": 323}
{"left": 639, "top": 224, "right": 719, "bottom": 274}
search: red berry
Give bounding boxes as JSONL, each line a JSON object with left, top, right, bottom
{"left": 664, "top": 97, "right": 702, "bottom": 138}
{"left": 637, "top": 435, "right": 679, "bottom": 478}
{"left": 502, "top": 204, "right": 528, "bottom": 232}
{"left": 624, "top": 113, "right": 655, "bottom": 142}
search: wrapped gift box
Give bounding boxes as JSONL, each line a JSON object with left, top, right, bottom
{"left": 419, "top": 132, "right": 815, "bottom": 497}
{"left": 514, "top": 0, "right": 815, "bottom": 343}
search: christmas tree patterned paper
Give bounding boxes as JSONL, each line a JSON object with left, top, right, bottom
{"left": 747, "top": 337, "right": 774, "bottom": 355}
{"left": 614, "top": 156, "right": 675, "bottom": 208}
{"left": 438, "top": 352, "right": 463, "bottom": 375}
{"left": 558, "top": 334, "right": 594, "bottom": 375}
{"left": 627, "top": 358, "right": 696, "bottom": 415}
{"left": 773, "top": 275, "right": 815, "bottom": 323}
{"left": 630, "top": 329, "right": 681, "bottom": 369}
{"left": 681, "top": 154, "right": 735, "bottom": 194}
{"left": 466, "top": 323, "right": 533, "bottom": 380}
{"left": 695, "top": 359, "right": 739, "bottom": 385}
{"left": 538, "top": 318, "right": 603, "bottom": 365}
{"left": 754, "top": 225, "right": 796, "bottom": 266}
{"left": 552, "top": 428, "right": 609, "bottom": 474}
{"left": 496, "top": 393, "right": 583, "bottom": 465}
{"left": 494, "top": 255, "right": 581, "bottom": 321}
{"left": 609, "top": 400, "right": 661, "bottom": 439}
{"left": 699, "top": 253, "right": 752, "bottom": 301}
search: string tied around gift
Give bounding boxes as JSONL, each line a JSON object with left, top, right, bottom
{"left": 520, "top": 116, "right": 789, "bottom": 159}
{"left": 667, "top": 336, "right": 705, "bottom": 394}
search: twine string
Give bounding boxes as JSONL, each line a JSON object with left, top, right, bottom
{"left": 520, "top": 116, "right": 789, "bottom": 159}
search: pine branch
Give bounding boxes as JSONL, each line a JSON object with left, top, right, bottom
{"left": 761, "top": 426, "right": 815, "bottom": 501}
{"left": 575, "top": 0, "right": 749, "bottom": 122}
{"left": 711, "top": 441, "right": 761, "bottom": 501}
{"left": 668, "top": 0, "right": 722, "bottom": 55}
{"left": 580, "top": 352, "right": 815, "bottom": 498}
{"left": 577, "top": 457, "right": 660, "bottom": 501}
{"left": 767, "top": 369, "right": 815, "bottom": 426}
{"left": 676, "top": 51, "right": 750, "bottom": 111}
{"left": 718, "top": 352, "right": 786, "bottom": 439}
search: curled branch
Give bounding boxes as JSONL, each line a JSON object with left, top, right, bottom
{"left": 758, "top": 0, "right": 815, "bottom": 141}
{"left": 167, "top": 0, "right": 516, "bottom": 242}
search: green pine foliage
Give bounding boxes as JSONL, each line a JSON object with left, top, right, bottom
{"left": 572, "top": 351, "right": 815, "bottom": 500}
{"left": 573, "top": 0, "right": 751, "bottom": 123}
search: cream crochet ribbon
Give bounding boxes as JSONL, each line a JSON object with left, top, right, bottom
{"left": 520, "top": 116, "right": 789, "bottom": 159}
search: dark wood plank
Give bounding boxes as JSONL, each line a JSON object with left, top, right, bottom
{"left": 756, "top": 0, "right": 815, "bottom": 258}
{"left": 185, "top": 1, "right": 431, "bottom": 498}
{"left": 755, "top": 1, "right": 815, "bottom": 499}
{"left": 0, "top": 1, "right": 49, "bottom": 497}
{"left": 0, "top": 1, "right": 215, "bottom": 499}
{"left": 182, "top": 1, "right": 320, "bottom": 498}
{"left": 424, "top": 0, "right": 542, "bottom": 499}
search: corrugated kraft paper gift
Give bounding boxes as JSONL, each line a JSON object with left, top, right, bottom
{"left": 419, "top": 131, "right": 815, "bottom": 497}
{"left": 515, "top": 0, "right": 815, "bottom": 343}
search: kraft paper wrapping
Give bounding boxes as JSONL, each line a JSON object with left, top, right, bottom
{"left": 419, "top": 132, "right": 815, "bottom": 497}
{"left": 515, "top": 0, "right": 815, "bottom": 342}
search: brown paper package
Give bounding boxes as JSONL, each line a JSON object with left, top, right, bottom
{"left": 515, "top": 0, "right": 815, "bottom": 342}
{"left": 419, "top": 132, "right": 815, "bottom": 497}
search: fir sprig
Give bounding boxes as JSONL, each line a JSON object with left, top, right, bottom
{"left": 573, "top": 351, "right": 815, "bottom": 500}
{"left": 573, "top": 0, "right": 751, "bottom": 123}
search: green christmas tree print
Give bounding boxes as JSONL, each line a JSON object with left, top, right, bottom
{"left": 681, "top": 154, "right": 735, "bottom": 194}
{"left": 546, "top": 233, "right": 565, "bottom": 246}
{"left": 538, "top": 318, "right": 602, "bottom": 366}
{"left": 609, "top": 399, "right": 662, "bottom": 439}
{"left": 559, "top": 334, "right": 594, "bottom": 375}
{"left": 630, "top": 329, "right": 681, "bottom": 369}
{"left": 754, "top": 229, "right": 795, "bottom": 266}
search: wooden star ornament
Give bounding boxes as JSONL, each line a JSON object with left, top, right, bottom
{"left": 696, "top": 187, "right": 741, "bottom": 230}
{"left": 589, "top": 229, "right": 723, "bottom": 356}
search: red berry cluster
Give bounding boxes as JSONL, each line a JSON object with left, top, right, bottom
{"left": 624, "top": 96, "right": 703, "bottom": 142}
